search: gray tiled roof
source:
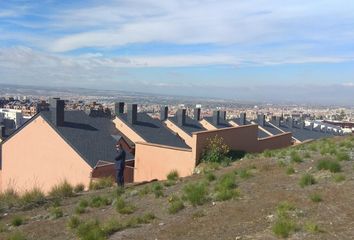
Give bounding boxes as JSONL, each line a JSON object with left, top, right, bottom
{"left": 41, "top": 111, "right": 130, "bottom": 168}
{"left": 169, "top": 115, "right": 206, "bottom": 136}
{"left": 231, "top": 118, "right": 271, "bottom": 138}
{"left": 204, "top": 117, "right": 232, "bottom": 129}
{"left": 118, "top": 113, "right": 190, "bottom": 149}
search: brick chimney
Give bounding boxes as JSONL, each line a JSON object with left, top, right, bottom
{"left": 220, "top": 111, "right": 227, "bottom": 121}
{"left": 177, "top": 109, "right": 186, "bottom": 126}
{"left": 49, "top": 98, "right": 65, "bottom": 126}
{"left": 127, "top": 104, "right": 138, "bottom": 125}
{"left": 114, "top": 102, "right": 125, "bottom": 116}
{"left": 287, "top": 117, "right": 293, "bottom": 129}
{"left": 194, "top": 108, "right": 201, "bottom": 121}
{"left": 160, "top": 106, "right": 168, "bottom": 121}
{"left": 275, "top": 116, "right": 281, "bottom": 127}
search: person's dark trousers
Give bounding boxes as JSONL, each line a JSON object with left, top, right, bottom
{"left": 116, "top": 168, "right": 125, "bottom": 187}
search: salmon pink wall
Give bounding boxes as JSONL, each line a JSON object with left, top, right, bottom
{"left": 200, "top": 119, "right": 218, "bottom": 130}
{"left": 1, "top": 115, "right": 92, "bottom": 193}
{"left": 113, "top": 117, "right": 145, "bottom": 143}
{"left": 258, "top": 133, "right": 293, "bottom": 151}
{"left": 134, "top": 142, "right": 194, "bottom": 182}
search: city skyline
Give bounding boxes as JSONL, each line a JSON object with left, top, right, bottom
{"left": 0, "top": 0, "right": 354, "bottom": 104}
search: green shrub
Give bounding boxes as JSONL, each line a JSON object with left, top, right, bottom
{"left": 136, "top": 212, "right": 156, "bottom": 224}
{"left": 272, "top": 218, "right": 296, "bottom": 238}
{"left": 167, "top": 170, "right": 179, "bottom": 181}
{"left": 49, "top": 180, "right": 74, "bottom": 198}
{"left": 277, "top": 160, "right": 287, "bottom": 168}
{"left": 336, "top": 152, "right": 350, "bottom": 161}
{"left": 299, "top": 173, "right": 316, "bottom": 188}
{"left": 75, "top": 205, "right": 86, "bottom": 214}
{"left": 317, "top": 159, "right": 341, "bottom": 173}
{"left": 183, "top": 182, "right": 208, "bottom": 206}
{"left": 286, "top": 166, "right": 295, "bottom": 175}
{"left": 115, "top": 197, "right": 135, "bottom": 214}
{"left": 305, "top": 222, "right": 321, "bottom": 233}
{"left": 151, "top": 182, "right": 164, "bottom": 198}
{"left": 205, "top": 172, "right": 216, "bottom": 182}
{"left": 332, "top": 173, "right": 346, "bottom": 182}
{"left": 76, "top": 219, "right": 106, "bottom": 240}
{"left": 168, "top": 195, "right": 184, "bottom": 214}
{"left": 201, "top": 135, "right": 231, "bottom": 163}
{"left": 90, "top": 196, "right": 111, "bottom": 208}
{"left": 7, "top": 232, "right": 27, "bottom": 240}
{"left": 101, "top": 218, "right": 124, "bottom": 236}
{"left": 263, "top": 149, "right": 274, "bottom": 158}
{"left": 0, "top": 189, "right": 19, "bottom": 211}
{"left": 138, "top": 185, "right": 150, "bottom": 196}
{"left": 303, "top": 151, "right": 311, "bottom": 158}
{"left": 310, "top": 193, "right": 322, "bottom": 203}
{"left": 74, "top": 183, "right": 85, "bottom": 193}
{"left": 89, "top": 177, "right": 115, "bottom": 190}
{"left": 67, "top": 215, "right": 81, "bottom": 229}
{"left": 276, "top": 201, "right": 296, "bottom": 218}
{"left": 290, "top": 151, "right": 302, "bottom": 163}
{"left": 78, "top": 199, "right": 89, "bottom": 208}
{"left": 11, "top": 215, "right": 24, "bottom": 227}
{"left": 19, "top": 188, "right": 46, "bottom": 209}
{"left": 49, "top": 207, "right": 63, "bottom": 219}
{"left": 237, "top": 169, "right": 252, "bottom": 179}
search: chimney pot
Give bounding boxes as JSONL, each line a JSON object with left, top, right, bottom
{"left": 275, "top": 116, "right": 281, "bottom": 127}
{"left": 127, "top": 104, "right": 138, "bottom": 125}
{"left": 257, "top": 114, "right": 265, "bottom": 127}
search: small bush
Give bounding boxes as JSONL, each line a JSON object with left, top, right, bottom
{"left": 139, "top": 185, "right": 150, "bottom": 196}
{"left": 299, "top": 173, "right": 316, "bottom": 188}
{"left": 303, "top": 151, "right": 311, "bottom": 158}
{"left": 76, "top": 219, "right": 106, "bottom": 240}
{"left": 286, "top": 166, "right": 295, "bottom": 175}
{"left": 49, "top": 180, "right": 74, "bottom": 198}
{"left": 310, "top": 193, "right": 322, "bottom": 203}
{"left": 336, "top": 152, "right": 350, "bottom": 161}
{"left": 19, "top": 188, "right": 46, "bottom": 209}
{"left": 214, "top": 173, "right": 240, "bottom": 201}
{"left": 7, "top": 232, "right": 27, "bottom": 240}
{"left": 276, "top": 201, "right": 296, "bottom": 218}
{"left": 237, "top": 169, "right": 252, "bottom": 179}
{"left": 305, "top": 222, "right": 321, "bottom": 233}
{"left": 90, "top": 196, "right": 111, "bottom": 208}
{"left": 136, "top": 212, "right": 156, "bottom": 224}
{"left": 317, "top": 159, "right": 341, "bottom": 173}
{"left": 115, "top": 197, "right": 135, "bottom": 214}
{"left": 167, "top": 170, "right": 179, "bottom": 181}
{"left": 277, "top": 160, "right": 287, "bottom": 168}
{"left": 49, "top": 207, "right": 63, "bottom": 219}
{"left": 151, "top": 182, "right": 164, "bottom": 198}
{"left": 333, "top": 174, "right": 346, "bottom": 182}
{"left": 272, "top": 218, "right": 296, "bottom": 238}
{"left": 201, "top": 135, "right": 231, "bottom": 163}
{"left": 263, "top": 149, "right": 274, "bottom": 158}
{"left": 89, "top": 177, "right": 115, "bottom": 190}
{"left": 78, "top": 199, "right": 89, "bottom": 208}
{"left": 67, "top": 215, "right": 81, "bottom": 229}
{"left": 205, "top": 172, "right": 216, "bottom": 182}
{"left": 183, "top": 182, "right": 208, "bottom": 206}
{"left": 74, "top": 183, "right": 85, "bottom": 193}
{"left": 101, "top": 218, "right": 124, "bottom": 236}
{"left": 290, "top": 151, "right": 302, "bottom": 163}
{"left": 168, "top": 195, "right": 184, "bottom": 214}
{"left": 11, "top": 215, "right": 24, "bottom": 227}
{"left": 0, "top": 189, "right": 19, "bottom": 211}
{"left": 75, "top": 206, "right": 86, "bottom": 214}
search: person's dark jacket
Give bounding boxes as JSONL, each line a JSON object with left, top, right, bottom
{"left": 115, "top": 149, "right": 126, "bottom": 170}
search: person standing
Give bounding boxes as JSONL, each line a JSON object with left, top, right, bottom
{"left": 115, "top": 143, "right": 126, "bottom": 187}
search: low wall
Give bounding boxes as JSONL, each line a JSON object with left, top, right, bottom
{"left": 257, "top": 133, "right": 293, "bottom": 152}
{"left": 91, "top": 160, "right": 134, "bottom": 183}
{"left": 134, "top": 142, "right": 194, "bottom": 182}
{"left": 192, "top": 125, "right": 259, "bottom": 161}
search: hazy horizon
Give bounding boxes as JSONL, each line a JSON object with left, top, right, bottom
{"left": 0, "top": 0, "right": 354, "bottom": 104}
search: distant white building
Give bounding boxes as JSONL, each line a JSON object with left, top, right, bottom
{"left": 0, "top": 108, "right": 29, "bottom": 129}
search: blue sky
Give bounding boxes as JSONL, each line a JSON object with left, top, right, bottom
{"left": 0, "top": 0, "right": 354, "bottom": 104}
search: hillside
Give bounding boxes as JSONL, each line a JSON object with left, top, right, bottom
{"left": 1, "top": 136, "right": 354, "bottom": 240}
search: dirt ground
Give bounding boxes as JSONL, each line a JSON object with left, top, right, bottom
{"left": 1, "top": 136, "right": 354, "bottom": 240}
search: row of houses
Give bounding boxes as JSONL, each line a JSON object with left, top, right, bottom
{"left": 0, "top": 98, "right": 341, "bottom": 193}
